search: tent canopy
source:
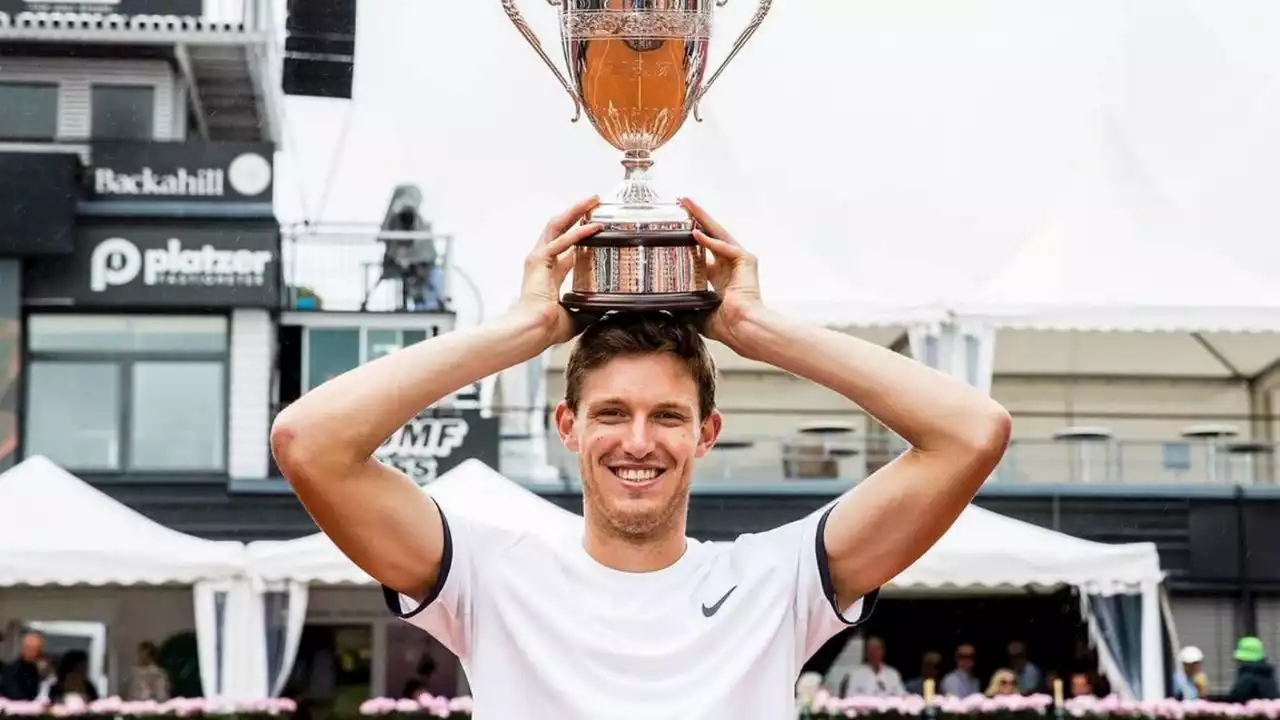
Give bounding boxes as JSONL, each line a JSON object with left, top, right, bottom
{"left": 248, "top": 461, "right": 1161, "bottom": 595}
{"left": 947, "top": 117, "right": 1280, "bottom": 378}
{"left": 890, "top": 503, "right": 1161, "bottom": 595}
{"left": 248, "top": 460, "right": 581, "bottom": 584}
{"left": 0, "top": 456, "right": 246, "bottom": 586}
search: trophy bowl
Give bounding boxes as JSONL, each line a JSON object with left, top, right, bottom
{"left": 501, "top": 0, "right": 772, "bottom": 313}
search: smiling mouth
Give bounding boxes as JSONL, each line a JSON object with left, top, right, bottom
{"left": 608, "top": 466, "right": 667, "bottom": 486}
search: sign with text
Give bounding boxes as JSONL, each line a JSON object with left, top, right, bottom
{"left": 87, "top": 141, "right": 274, "bottom": 204}
{"left": 376, "top": 409, "right": 500, "bottom": 485}
{"left": 0, "top": 0, "right": 203, "bottom": 19}
{"left": 25, "top": 223, "right": 280, "bottom": 308}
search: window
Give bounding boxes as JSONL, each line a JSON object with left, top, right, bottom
{"left": 0, "top": 83, "right": 58, "bottom": 140}
{"left": 304, "top": 327, "right": 429, "bottom": 391}
{"left": 24, "top": 315, "right": 228, "bottom": 473}
{"left": 91, "top": 85, "right": 155, "bottom": 140}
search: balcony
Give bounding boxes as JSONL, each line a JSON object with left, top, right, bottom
{"left": 524, "top": 409, "right": 1280, "bottom": 489}
{"left": 0, "top": 0, "right": 281, "bottom": 142}
{"left": 280, "top": 223, "right": 457, "bottom": 318}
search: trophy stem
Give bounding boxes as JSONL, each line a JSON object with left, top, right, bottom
{"left": 614, "top": 150, "right": 663, "bottom": 207}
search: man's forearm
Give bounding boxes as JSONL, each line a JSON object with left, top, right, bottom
{"left": 274, "top": 306, "right": 556, "bottom": 472}
{"left": 728, "top": 306, "right": 1008, "bottom": 452}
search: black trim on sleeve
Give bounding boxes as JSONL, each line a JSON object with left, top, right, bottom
{"left": 815, "top": 504, "right": 880, "bottom": 626}
{"left": 381, "top": 498, "right": 454, "bottom": 620}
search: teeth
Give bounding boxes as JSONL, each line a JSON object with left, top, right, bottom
{"left": 615, "top": 468, "right": 660, "bottom": 482}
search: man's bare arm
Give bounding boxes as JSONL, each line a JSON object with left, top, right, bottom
{"left": 729, "top": 307, "right": 1010, "bottom": 607}
{"left": 271, "top": 197, "right": 602, "bottom": 600}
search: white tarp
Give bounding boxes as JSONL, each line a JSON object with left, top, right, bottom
{"left": 0, "top": 456, "right": 246, "bottom": 586}
{"left": 0, "top": 456, "right": 251, "bottom": 700}
{"left": 891, "top": 503, "right": 1161, "bottom": 594}
{"left": 247, "top": 459, "right": 580, "bottom": 584}
{"left": 953, "top": 118, "right": 1280, "bottom": 335}
{"left": 248, "top": 460, "right": 1160, "bottom": 595}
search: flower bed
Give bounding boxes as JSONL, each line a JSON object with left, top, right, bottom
{"left": 5, "top": 694, "right": 1280, "bottom": 719}
{"left": 801, "top": 693, "right": 1280, "bottom": 720}
{"left": 0, "top": 697, "right": 296, "bottom": 719}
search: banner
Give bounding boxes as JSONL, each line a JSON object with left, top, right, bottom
{"left": 376, "top": 409, "right": 501, "bottom": 486}
{"left": 25, "top": 222, "right": 280, "bottom": 308}
{"left": 87, "top": 141, "right": 274, "bottom": 204}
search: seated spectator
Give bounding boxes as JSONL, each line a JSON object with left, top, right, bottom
{"left": 128, "top": 641, "right": 170, "bottom": 701}
{"left": 986, "top": 669, "right": 1018, "bottom": 697}
{"left": 941, "top": 644, "right": 981, "bottom": 697}
{"left": 1070, "top": 672, "right": 1095, "bottom": 698}
{"left": 1007, "top": 640, "right": 1044, "bottom": 694}
{"left": 49, "top": 650, "right": 99, "bottom": 704}
{"left": 829, "top": 636, "right": 906, "bottom": 697}
{"left": 906, "top": 651, "right": 942, "bottom": 695}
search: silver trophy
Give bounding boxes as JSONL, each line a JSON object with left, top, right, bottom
{"left": 502, "top": 0, "right": 772, "bottom": 312}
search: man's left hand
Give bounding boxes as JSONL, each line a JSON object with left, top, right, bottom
{"left": 679, "top": 197, "right": 763, "bottom": 350}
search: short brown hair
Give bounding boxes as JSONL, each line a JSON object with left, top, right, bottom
{"left": 564, "top": 312, "right": 717, "bottom": 419}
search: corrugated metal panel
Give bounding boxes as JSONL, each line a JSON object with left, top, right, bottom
{"left": 0, "top": 58, "right": 176, "bottom": 140}
{"left": 228, "top": 308, "right": 273, "bottom": 479}
{"left": 1258, "top": 598, "right": 1280, "bottom": 679}
{"left": 1169, "top": 596, "right": 1241, "bottom": 695}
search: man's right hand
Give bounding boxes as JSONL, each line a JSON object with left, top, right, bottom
{"left": 516, "top": 195, "right": 603, "bottom": 345}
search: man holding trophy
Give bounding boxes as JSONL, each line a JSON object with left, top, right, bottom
{"left": 271, "top": 1, "right": 1012, "bottom": 717}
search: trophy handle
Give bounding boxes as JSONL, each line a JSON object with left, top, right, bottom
{"left": 500, "top": 0, "right": 583, "bottom": 122}
{"left": 693, "top": 0, "right": 773, "bottom": 122}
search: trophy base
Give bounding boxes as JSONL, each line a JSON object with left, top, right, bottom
{"left": 562, "top": 290, "right": 721, "bottom": 313}
{"left": 563, "top": 229, "right": 721, "bottom": 314}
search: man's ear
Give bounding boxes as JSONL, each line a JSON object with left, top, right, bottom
{"left": 694, "top": 409, "right": 723, "bottom": 459}
{"left": 553, "top": 400, "right": 580, "bottom": 452}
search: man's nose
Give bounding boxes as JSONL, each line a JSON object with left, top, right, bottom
{"left": 620, "top": 418, "right": 657, "bottom": 457}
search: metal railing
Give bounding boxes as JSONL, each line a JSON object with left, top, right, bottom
{"left": 280, "top": 224, "right": 456, "bottom": 314}
{"left": 264, "top": 397, "right": 1280, "bottom": 487}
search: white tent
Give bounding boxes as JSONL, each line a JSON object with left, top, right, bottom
{"left": 891, "top": 504, "right": 1160, "bottom": 594}
{"left": 0, "top": 456, "right": 250, "bottom": 700}
{"left": 238, "top": 460, "right": 581, "bottom": 700}
{"left": 247, "top": 460, "right": 580, "bottom": 584}
{"left": 949, "top": 116, "right": 1280, "bottom": 383}
{"left": 0, "top": 456, "right": 245, "bottom": 586}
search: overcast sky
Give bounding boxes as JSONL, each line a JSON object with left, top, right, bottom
{"left": 271, "top": 0, "right": 1280, "bottom": 324}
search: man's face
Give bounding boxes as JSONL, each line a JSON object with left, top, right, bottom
{"left": 556, "top": 353, "right": 720, "bottom": 541}
{"left": 21, "top": 633, "right": 43, "bottom": 662}
{"left": 955, "top": 645, "right": 975, "bottom": 672}
{"left": 865, "top": 638, "right": 885, "bottom": 665}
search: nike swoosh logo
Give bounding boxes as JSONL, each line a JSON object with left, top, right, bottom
{"left": 701, "top": 586, "right": 737, "bottom": 617}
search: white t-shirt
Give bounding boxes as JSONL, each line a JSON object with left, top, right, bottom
{"left": 383, "top": 504, "right": 879, "bottom": 719}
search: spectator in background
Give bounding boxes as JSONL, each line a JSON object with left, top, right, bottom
{"left": 986, "top": 669, "right": 1018, "bottom": 697}
{"left": 1070, "top": 672, "right": 1095, "bottom": 698}
{"left": 0, "top": 631, "right": 45, "bottom": 700}
{"left": 941, "top": 644, "right": 981, "bottom": 697}
{"left": 1173, "top": 646, "right": 1209, "bottom": 700}
{"left": 843, "top": 636, "right": 906, "bottom": 697}
{"left": 128, "top": 641, "right": 170, "bottom": 701}
{"left": 1006, "top": 640, "right": 1044, "bottom": 694}
{"left": 906, "top": 651, "right": 943, "bottom": 695}
{"left": 48, "top": 650, "right": 98, "bottom": 704}
{"left": 1227, "top": 637, "right": 1279, "bottom": 702}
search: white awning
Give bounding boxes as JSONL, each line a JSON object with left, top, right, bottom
{"left": 0, "top": 456, "right": 246, "bottom": 586}
{"left": 249, "top": 461, "right": 1161, "bottom": 596}
{"left": 247, "top": 460, "right": 581, "bottom": 584}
